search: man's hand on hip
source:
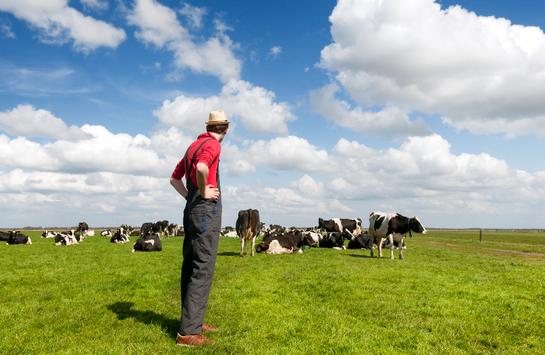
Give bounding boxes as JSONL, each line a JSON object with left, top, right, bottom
{"left": 201, "top": 184, "right": 220, "bottom": 200}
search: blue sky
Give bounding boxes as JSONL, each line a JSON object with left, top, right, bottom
{"left": 1, "top": 0, "right": 545, "bottom": 229}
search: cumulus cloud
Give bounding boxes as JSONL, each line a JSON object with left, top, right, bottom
{"left": 245, "top": 136, "right": 328, "bottom": 172}
{"left": 127, "top": 0, "right": 240, "bottom": 82}
{"left": 0, "top": 124, "right": 176, "bottom": 177}
{"left": 0, "top": 104, "right": 91, "bottom": 140}
{"left": 0, "top": 0, "right": 126, "bottom": 51}
{"left": 310, "top": 83, "right": 429, "bottom": 137}
{"left": 154, "top": 79, "right": 295, "bottom": 135}
{"left": 320, "top": 0, "right": 545, "bottom": 138}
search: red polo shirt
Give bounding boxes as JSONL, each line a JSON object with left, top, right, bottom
{"left": 171, "top": 132, "right": 221, "bottom": 188}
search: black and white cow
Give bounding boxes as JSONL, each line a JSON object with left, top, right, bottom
{"left": 5, "top": 231, "right": 32, "bottom": 245}
{"left": 132, "top": 233, "right": 162, "bottom": 252}
{"left": 100, "top": 229, "right": 113, "bottom": 237}
{"left": 41, "top": 230, "right": 57, "bottom": 238}
{"left": 140, "top": 222, "right": 161, "bottom": 237}
{"left": 347, "top": 232, "right": 372, "bottom": 250}
{"left": 318, "top": 232, "right": 346, "bottom": 250}
{"left": 156, "top": 220, "right": 169, "bottom": 235}
{"left": 368, "top": 212, "right": 426, "bottom": 259}
{"left": 54, "top": 231, "right": 78, "bottom": 246}
{"left": 236, "top": 209, "right": 261, "bottom": 256}
{"left": 110, "top": 227, "right": 130, "bottom": 244}
{"left": 255, "top": 230, "right": 313, "bottom": 254}
{"left": 318, "top": 218, "right": 363, "bottom": 239}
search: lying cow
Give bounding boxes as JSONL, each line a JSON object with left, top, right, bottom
{"left": 255, "top": 230, "right": 312, "bottom": 254}
{"left": 368, "top": 211, "right": 426, "bottom": 259}
{"left": 236, "top": 209, "right": 261, "bottom": 256}
{"left": 318, "top": 232, "right": 346, "bottom": 250}
{"left": 6, "top": 232, "right": 32, "bottom": 245}
{"left": 54, "top": 232, "right": 78, "bottom": 246}
{"left": 111, "top": 228, "right": 130, "bottom": 244}
{"left": 100, "top": 229, "right": 113, "bottom": 237}
{"left": 347, "top": 232, "right": 372, "bottom": 250}
{"left": 41, "top": 230, "right": 57, "bottom": 239}
{"left": 132, "top": 233, "right": 162, "bottom": 252}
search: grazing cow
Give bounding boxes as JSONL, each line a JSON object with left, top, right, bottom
{"left": 41, "top": 230, "right": 57, "bottom": 238}
{"left": 318, "top": 218, "right": 363, "bottom": 238}
{"left": 236, "top": 209, "right": 261, "bottom": 256}
{"left": 368, "top": 212, "right": 427, "bottom": 259}
{"left": 5, "top": 231, "right": 32, "bottom": 245}
{"left": 255, "top": 231, "right": 312, "bottom": 254}
{"left": 318, "top": 232, "right": 345, "bottom": 250}
{"left": 110, "top": 228, "right": 130, "bottom": 244}
{"left": 132, "top": 233, "right": 162, "bottom": 252}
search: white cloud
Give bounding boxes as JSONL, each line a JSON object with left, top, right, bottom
{"left": 320, "top": 0, "right": 545, "bottom": 138}
{"left": 0, "top": 123, "right": 176, "bottom": 177}
{"left": 0, "top": 18, "right": 14, "bottom": 38}
{"left": 80, "top": 0, "right": 107, "bottom": 11}
{"left": 0, "top": 0, "right": 126, "bottom": 51}
{"left": 310, "top": 83, "right": 430, "bottom": 137}
{"left": 245, "top": 136, "right": 328, "bottom": 172}
{"left": 127, "top": 0, "right": 240, "bottom": 82}
{"left": 269, "top": 46, "right": 282, "bottom": 59}
{"left": 154, "top": 79, "right": 295, "bottom": 135}
{"left": 0, "top": 104, "right": 91, "bottom": 140}
{"left": 179, "top": 3, "right": 206, "bottom": 29}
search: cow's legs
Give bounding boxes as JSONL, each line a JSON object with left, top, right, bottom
{"left": 398, "top": 235, "right": 404, "bottom": 259}
{"left": 387, "top": 234, "right": 394, "bottom": 259}
{"left": 369, "top": 236, "right": 374, "bottom": 257}
{"left": 250, "top": 236, "right": 256, "bottom": 256}
{"left": 240, "top": 238, "right": 245, "bottom": 256}
{"left": 378, "top": 238, "right": 384, "bottom": 258}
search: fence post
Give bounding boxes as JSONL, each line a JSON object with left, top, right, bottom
{"left": 479, "top": 228, "right": 482, "bottom": 242}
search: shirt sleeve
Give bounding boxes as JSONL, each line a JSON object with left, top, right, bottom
{"left": 197, "top": 140, "right": 220, "bottom": 167}
{"left": 171, "top": 157, "right": 186, "bottom": 180}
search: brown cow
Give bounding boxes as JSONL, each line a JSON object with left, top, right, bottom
{"left": 236, "top": 209, "right": 261, "bottom": 256}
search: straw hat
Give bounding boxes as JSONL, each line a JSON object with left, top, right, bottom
{"left": 206, "top": 110, "right": 230, "bottom": 126}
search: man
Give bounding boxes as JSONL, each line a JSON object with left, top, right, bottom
{"left": 170, "top": 110, "right": 229, "bottom": 347}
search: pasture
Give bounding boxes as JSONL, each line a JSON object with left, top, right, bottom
{"left": 1, "top": 230, "right": 545, "bottom": 354}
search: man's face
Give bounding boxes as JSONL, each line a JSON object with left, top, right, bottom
{"left": 218, "top": 126, "right": 229, "bottom": 142}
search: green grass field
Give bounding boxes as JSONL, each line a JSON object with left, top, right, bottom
{"left": 1, "top": 230, "right": 545, "bottom": 354}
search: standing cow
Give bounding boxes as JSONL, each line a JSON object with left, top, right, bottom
{"left": 368, "top": 211, "right": 426, "bottom": 259}
{"left": 236, "top": 209, "right": 261, "bottom": 256}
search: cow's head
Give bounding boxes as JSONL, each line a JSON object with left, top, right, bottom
{"left": 409, "top": 217, "right": 427, "bottom": 235}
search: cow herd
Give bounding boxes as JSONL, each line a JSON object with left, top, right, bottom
{"left": 3, "top": 220, "right": 182, "bottom": 253}
{"left": 235, "top": 211, "right": 427, "bottom": 259}
{"left": 3, "top": 211, "right": 426, "bottom": 259}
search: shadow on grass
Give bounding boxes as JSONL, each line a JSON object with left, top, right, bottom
{"left": 107, "top": 302, "right": 178, "bottom": 338}
{"left": 217, "top": 251, "right": 240, "bottom": 256}
{"left": 345, "top": 252, "right": 373, "bottom": 258}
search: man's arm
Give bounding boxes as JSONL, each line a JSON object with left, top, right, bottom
{"left": 170, "top": 178, "right": 188, "bottom": 200}
{"left": 196, "top": 162, "right": 220, "bottom": 200}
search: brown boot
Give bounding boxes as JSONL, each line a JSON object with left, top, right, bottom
{"left": 202, "top": 323, "right": 219, "bottom": 333}
{"left": 176, "top": 333, "right": 214, "bottom": 347}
